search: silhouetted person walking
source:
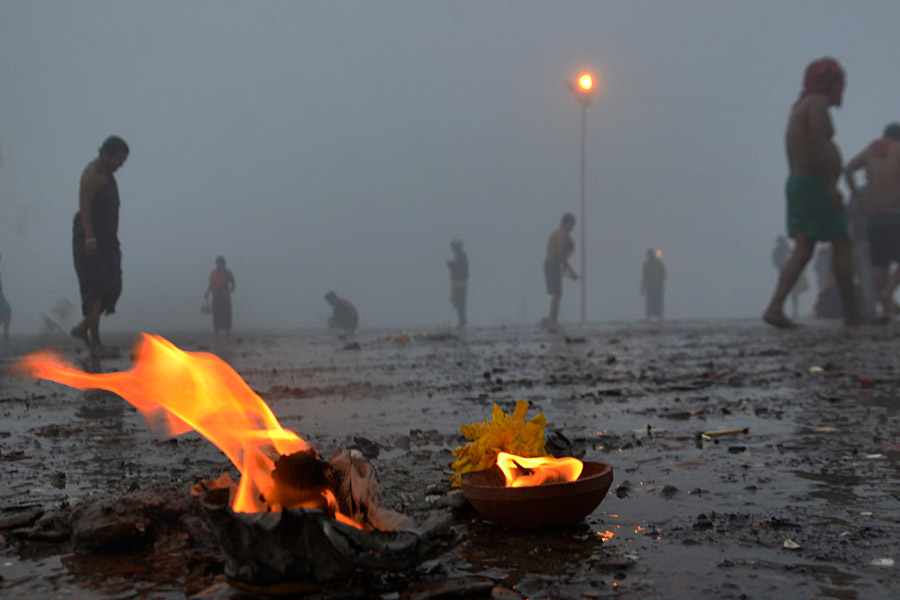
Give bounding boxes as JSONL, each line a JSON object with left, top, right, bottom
{"left": 845, "top": 123, "right": 900, "bottom": 317}
{"left": 205, "top": 255, "right": 236, "bottom": 339}
{"left": 641, "top": 249, "right": 666, "bottom": 320}
{"left": 71, "top": 136, "right": 128, "bottom": 357}
{"left": 447, "top": 239, "right": 468, "bottom": 330}
{"left": 763, "top": 58, "right": 865, "bottom": 328}
{"left": 543, "top": 213, "right": 578, "bottom": 331}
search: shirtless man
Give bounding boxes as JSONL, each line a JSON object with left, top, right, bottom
{"left": 844, "top": 123, "right": 900, "bottom": 316}
{"left": 763, "top": 58, "right": 865, "bottom": 328}
{"left": 544, "top": 212, "right": 578, "bottom": 331}
{"left": 71, "top": 136, "right": 129, "bottom": 356}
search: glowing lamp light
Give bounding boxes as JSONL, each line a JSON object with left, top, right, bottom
{"left": 577, "top": 73, "right": 594, "bottom": 92}
{"left": 656, "top": 250, "right": 663, "bottom": 258}
{"left": 495, "top": 451, "right": 583, "bottom": 488}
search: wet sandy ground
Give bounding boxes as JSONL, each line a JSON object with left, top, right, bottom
{"left": 1, "top": 319, "right": 899, "bottom": 599}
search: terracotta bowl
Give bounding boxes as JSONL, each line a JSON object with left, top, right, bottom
{"left": 461, "top": 461, "right": 614, "bottom": 528}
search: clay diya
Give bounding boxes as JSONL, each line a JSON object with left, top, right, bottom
{"left": 461, "top": 457, "right": 614, "bottom": 528}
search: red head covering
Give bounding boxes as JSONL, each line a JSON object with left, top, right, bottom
{"left": 799, "top": 57, "right": 845, "bottom": 107}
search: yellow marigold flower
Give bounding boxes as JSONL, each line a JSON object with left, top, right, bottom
{"left": 450, "top": 399, "right": 548, "bottom": 487}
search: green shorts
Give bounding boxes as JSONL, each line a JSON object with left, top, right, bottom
{"left": 785, "top": 175, "right": 848, "bottom": 242}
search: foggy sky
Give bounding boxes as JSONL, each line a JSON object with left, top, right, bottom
{"left": 2, "top": 1, "right": 900, "bottom": 334}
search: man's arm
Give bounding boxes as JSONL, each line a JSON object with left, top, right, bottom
{"left": 78, "top": 168, "right": 104, "bottom": 254}
{"left": 806, "top": 97, "right": 842, "bottom": 184}
{"left": 843, "top": 149, "right": 868, "bottom": 200}
{"left": 806, "top": 97, "right": 845, "bottom": 209}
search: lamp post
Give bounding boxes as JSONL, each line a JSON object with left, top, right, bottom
{"left": 572, "top": 72, "right": 595, "bottom": 324}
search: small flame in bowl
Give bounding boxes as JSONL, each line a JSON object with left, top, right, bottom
{"left": 495, "top": 451, "right": 583, "bottom": 488}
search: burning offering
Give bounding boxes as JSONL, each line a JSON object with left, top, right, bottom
{"left": 17, "top": 334, "right": 450, "bottom": 587}
{"left": 450, "top": 399, "right": 548, "bottom": 487}
{"left": 462, "top": 460, "right": 613, "bottom": 528}
{"left": 495, "top": 451, "right": 583, "bottom": 487}
{"left": 452, "top": 401, "right": 613, "bottom": 527}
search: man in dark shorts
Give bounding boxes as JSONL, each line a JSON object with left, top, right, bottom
{"left": 325, "top": 291, "right": 358, "bottom": 333}
{"left": 763, "top": 58, "right": 867, "bottom": 328}
{"left": 544, "top": 212, "right": 577, "bottom": 331}
{"left": 71, "top": 136, "right": 128, "bottom": 356}
{"left": 844, "top": 123, "right": 900, "bottom": 317}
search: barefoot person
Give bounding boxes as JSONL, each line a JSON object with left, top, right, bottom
{"left": 204, "top": 255, "right": 236, "bottom": 338}
{"left": 544, "top": 212, "right": 578, "bottom": 331}
{"left": 844, "top": 123, "right": 900, "bottom": 317}
{"left": 763, "top": 58, "right": 865, "bottom": 328}
{"left": 71, "top": 136, "right": 128, "bottom": 356}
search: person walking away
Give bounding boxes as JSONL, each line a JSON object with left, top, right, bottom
{"left": 844, "top": 123, "right": 900, "bottom": 317}
{"left": 543, "top": 213, "right": 578, "bottom": 331}
{"left": 70, "top": 136, "right": 128, "bottom": 357}
{"left": 447, "top": 239, "right": 468, "bottom": 330}
{"left": 205, "top": 255, "right": 236, "bottom": 338}
{"left": 641, "top": 249, "right": 666, "bottom": 320}
{"left": 762, "top": 58, "right": 866, "bottom": 328}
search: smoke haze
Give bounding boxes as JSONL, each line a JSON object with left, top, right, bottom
{"left": 2, "top": 2, "right": 899, "bottom": 333}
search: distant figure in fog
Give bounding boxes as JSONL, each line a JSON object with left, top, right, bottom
{"left": 763, "top": 58, "right": 867, "bottom": 328}
{"left": 641, "top": 248, "right": 666, "bottom": 320}
{"left": 772, "top": 235, "right": 808, "bottom": 318}
{"left": 543, "top": 212, "right": 578, "bottom": 331}
{"left": 0, "top": 252, "right": 10, "bottom": 341}
{"left": 844, "top": 123, "right": 900, "bottom": 317}
{"left": 205, "top": 256, "right": 236, "bottom": 339}
{"left": 447, "top": 239, "right": 468, "bottom": 330}
{"left": 71, "top": 135, "right": 129, "bottom": 357}
{"left": 325, "top": 291, "right": 358, "bottom": 333}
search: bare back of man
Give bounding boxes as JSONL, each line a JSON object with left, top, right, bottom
{"left": 846, "top": 140, "right": 900, "bottom": 214}
{"left": 845, "top": 130, "right": 900, "bottom": 315}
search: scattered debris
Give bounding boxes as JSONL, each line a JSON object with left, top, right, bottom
{"left": 700, "top": 427, "right": 749, "bottom": 441}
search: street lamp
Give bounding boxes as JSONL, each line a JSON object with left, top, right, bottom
{"left": 570, "top": 71, "right": 596, "bottom": 324}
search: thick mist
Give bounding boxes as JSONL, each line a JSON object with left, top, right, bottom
{"left": 2, "top": 2, "right": 899, "bottom": 334}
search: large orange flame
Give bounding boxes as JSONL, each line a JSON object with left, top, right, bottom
{"left": 18, "top": 333, "right": 311, "bottom": 514}
{"left": 495, "top": 451, "right": 583, "bottom": 488}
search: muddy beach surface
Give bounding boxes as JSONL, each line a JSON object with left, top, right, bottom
{"left": 1, "top": 319, "right": 899, "bottom": 599}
